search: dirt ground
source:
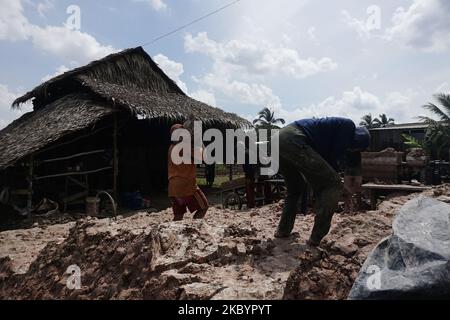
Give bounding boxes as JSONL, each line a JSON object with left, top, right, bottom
{"left": 1, "top": 186, "right": 449, "bottom": 300}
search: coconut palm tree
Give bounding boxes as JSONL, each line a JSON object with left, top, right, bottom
{"left": 419, "top": 93, "right": 450, "bottom": 159}
{"left": 360, "top": 114, "right": 379, "bottom": 128}
{"left": 253, "top": 107, "right": 286, "bottom": 129}
{"left": 373, "top": 114, "right": 395, "bottom": 127}
{"left": 421, "top": 93, "right": 450, "bottom": 125}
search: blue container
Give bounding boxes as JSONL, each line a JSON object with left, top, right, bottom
{"left": 122, "top": 192, "right": 143, "bottom": 210}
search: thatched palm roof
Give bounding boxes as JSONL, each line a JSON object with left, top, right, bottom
{"left": 12, "top": 47, "right": 247, "bottom": 127}
{"left": 0, "top": 94, "right": 114, "bottom": 169}
{"left": 0, "top": 47, "right": 249, "bottom": 170}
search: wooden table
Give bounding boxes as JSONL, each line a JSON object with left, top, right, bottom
{"left": 362, "top": 183, "right": 431, "bottom": 209}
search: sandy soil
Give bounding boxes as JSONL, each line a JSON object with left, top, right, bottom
{"left": 1, "top": 186, "right": 448, "bottom": 300}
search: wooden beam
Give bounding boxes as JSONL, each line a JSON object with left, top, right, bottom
{"left": 63, "top": 191, "right": 89, "bottom": 204}
{"left": 41, "top": 149, "right": 106, "bottom": 164}
{"left": 27, "top": 155, "right": 34, "bottom": 213}
{"left": 113, "top": 113, "right": 119, "bottom": 200}
{"left": 36, "top": 125, "right": 112, "bottom": 155}
{"left": 34, "top": 166, "right": 112, "bottom": 180}
{"left": 67, "top": 176, "right": 88, "bottom": 189}
{"left": 362, "top": 183, "right": 431, "bottom": 192}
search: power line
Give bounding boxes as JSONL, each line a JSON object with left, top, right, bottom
{"left": 142, "top": 0, "right": 242, "bottom": 47}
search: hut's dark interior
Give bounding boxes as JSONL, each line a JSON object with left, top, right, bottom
{"left": 0, "top": 115, "right": 172, "bottom": 210}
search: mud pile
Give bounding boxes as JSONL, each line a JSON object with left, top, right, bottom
{"left": 1, "top": 186, "right": 448, "bottom": 300}
{"left": 0, "top": 204, "right": 302, "bottom": 300}
{"left": 283, "top": 199, "right": 399, "bottom": 300}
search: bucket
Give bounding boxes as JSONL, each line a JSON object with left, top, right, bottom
{"left": 86, "top": 197, "right": 100, "bottom": 216}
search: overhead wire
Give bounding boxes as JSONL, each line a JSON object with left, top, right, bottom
{"left": 141, "top": 0, "right": 242, "bottom": 47}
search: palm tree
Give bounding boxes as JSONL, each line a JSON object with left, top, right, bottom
{"left": 421, "top": 93, "right": 450, "bottom": 124}
{"left": 373, "top": 114, "right": 395, "bottom": 127}
{"left": 360, "top": 114, "right": 379, "bottom": 128}
{"left": 253, "top": 107, "right": 286, "bottom": 129}
{"left": 419, "top": 93, "right": 450, "bottom": 159}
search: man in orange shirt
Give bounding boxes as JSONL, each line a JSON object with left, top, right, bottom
{"left": 168, "top": 124, "right": 209, "bottom": 221}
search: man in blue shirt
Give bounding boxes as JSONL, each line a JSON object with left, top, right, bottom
{"left": 275, "top": 117, "right": 370, "bottom": 246}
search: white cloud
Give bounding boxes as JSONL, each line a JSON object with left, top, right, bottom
{"left": 341, "top": 10, "right": 374, "bottom": 40}
{"left": 185, "top": 32, "right": 337, "bottom": 80}
{"left": 0, "top": 0, "right": 116, "bottom": 64}
{"left": 0, "top": 0, "right": 29, "bottom": 41}
{"left": 184, "top": 32, "right": 337, "bottom": 116}
{"left": 385, "top": 91, "right": 413, "bottom": 109}
{"left": 152, "top": 54, "right": 224, "bottom": 108}
{"left": 282, "top": 34, "right": 292, "bottom": 45}
{"left": 307, "top": 27, "right": 319, "bottom": 44}
{"left": 195, "top": 72, "right": 281, "bottom": 109}
{"left": 384, "top": 90, "right": 422, "bottom": 121}
{"left": 311, "top": 87, "right": 383, "bottom": 121}
{"left": 37, "top": 0, "right": 55, "bottom": 18}
{"left": 185, "top": 32, "right": 220, "bottom": 57}
{"left": 0, "top": 85, "right": 18, "bottom": 111}
{"left": 153, "top": 54, "right": 188, "bottom": 93}
{"left": 385, "top": 0, "right": 450, "bottom": 52}
{"left": 278, "top": 87, "right": 420, "bottom": 125}
{"left": 150, "top": 0, "right": 167, "bottom": 11}
{"left": 152, "top": 54, "right": 224, "bottom": 110}
{"left": 343, "top": 0, "right": 450, "bottom": 52}
{"left": 133, "top": 0, "right": 167, "bottom": 11}
{"left": 31, "top": 26, "right": 115, "bottom": 64}
{"left": 184, "top": 31, "right": 336, "bottom": 116}
{"left": 436, "top": 82, "right": 450, "bottom": 93}
{"left": 154, "top": 49, "right": 282, "bottom": 110}
{"left": 190, "top": 90, "right": 218, "bottom": 107}
{"left": 42, "top": 65, "right": 70, "bottom": 82}
{"left": 223, "top": 81, "right": 281, "bottom": 108}
{"left": 0, "top": 84, "right": 32, "bottom": 129}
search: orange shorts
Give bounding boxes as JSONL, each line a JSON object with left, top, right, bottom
{"left": 171, "top": 188, "right": 209, "bottom": 217}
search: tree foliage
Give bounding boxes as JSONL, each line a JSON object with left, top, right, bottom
{"left": 253, "top": 107, "right": 286, "bottom": 129}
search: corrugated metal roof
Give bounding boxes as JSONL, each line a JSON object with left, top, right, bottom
{"left": 369, "top": 122, "right": 428, "bottom": 131}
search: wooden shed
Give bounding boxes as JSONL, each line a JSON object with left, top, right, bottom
{"left": 0, "top": 47, "right": 249, "bottom": 213}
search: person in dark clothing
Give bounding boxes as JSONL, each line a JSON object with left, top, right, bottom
{"left": 205, "top": 164, "right": 216, "bottom": 187}
{"left": 275, "top": 117, "right": 370, "bottom": 246}
{"left": 344, "top": 150, "right": 363, "bottom": 213}
{"left": 243, "top": 163, "right": 257, "bottom": 209}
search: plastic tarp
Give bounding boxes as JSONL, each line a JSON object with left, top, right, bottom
{"left": 349, "top": 197, "right": 450, "bottom": 299}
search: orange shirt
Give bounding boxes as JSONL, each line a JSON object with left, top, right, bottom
{"left": 168, "top": 144, "right": 203, "bottom": 197}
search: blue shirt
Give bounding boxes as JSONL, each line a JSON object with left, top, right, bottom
{"left": 294, "top": 117, "right": 356, "bottom": 170}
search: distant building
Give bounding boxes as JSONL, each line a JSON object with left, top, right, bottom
{"left": 369, "top": 123, "right": 428, "bottom": 152}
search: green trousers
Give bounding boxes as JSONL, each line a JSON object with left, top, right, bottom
{"left": 276, "top": 124, "right": 343, "bottom": 243}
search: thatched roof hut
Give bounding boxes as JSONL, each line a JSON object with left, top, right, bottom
{"left": 0, "top": 47, "right": 249, "bottom": 211}
{"left": 0, "top": 47, "right": 248, "bottom": 170}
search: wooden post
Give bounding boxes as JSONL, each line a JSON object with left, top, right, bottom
{"left": 27, "top": 155, "right": 34, "bottom": 214}
{"left": 229, "top": 165, "right": 233, "bottom": 181}
{"left": 370, "top": 190, "right": 377, "bottom": 210}
{"left": 113, "top": 113, "right": 119, "bottom": 201}
{"left": 64, "top": 177, "right": 68, "bottom": 212}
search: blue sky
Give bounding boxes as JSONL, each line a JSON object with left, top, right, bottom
{"left": 1, "top": 0, "right": 450, "bottom": 129}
